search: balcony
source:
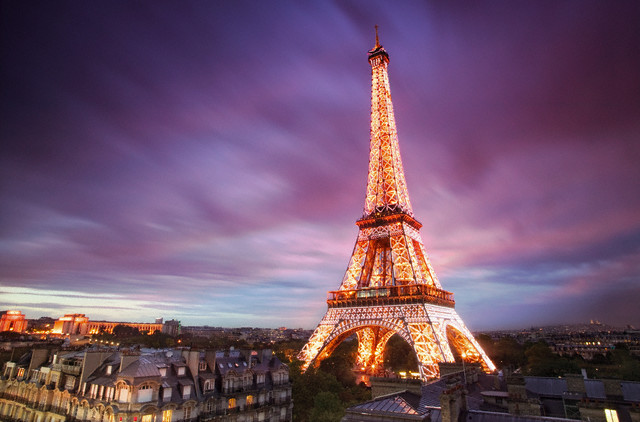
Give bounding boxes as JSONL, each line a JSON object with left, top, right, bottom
{"left": 60, "top": 364, "right": 82, "bottom": 375}
{"left": 327, "top": 284, "right": 455, "bottom": 308}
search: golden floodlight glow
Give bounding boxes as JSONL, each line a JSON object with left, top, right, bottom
{"left": 298, "top": 30, "right": 496, "bottom": 381}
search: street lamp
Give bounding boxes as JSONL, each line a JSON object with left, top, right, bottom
{"left": 461, "top": 352, "right": 467, "bottom": 385}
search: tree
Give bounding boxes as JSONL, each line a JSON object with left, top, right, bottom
{"left": 309, "top": 391, "right": 344, "bottom": 422}
{"left": 112, "top": 324, "right": 140, "bottom": 338}
{"left": 494, "top": 337, "right": 526, "bottom": 369}
{"left": 525, "top": 341, "right": 578, "bottom": 377}
{"left": 319, "top": 340, "right": 357, "bottom": 386}
{"left": 383, "top": 334, "right": 418, "bottom": 373}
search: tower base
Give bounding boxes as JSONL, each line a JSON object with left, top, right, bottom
{"left": 299, "top": 303, "right": 495, "bottom": 381}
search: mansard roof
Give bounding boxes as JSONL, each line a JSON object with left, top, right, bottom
{"left": 119, "top": 357, "right": 163, "bottom": 379}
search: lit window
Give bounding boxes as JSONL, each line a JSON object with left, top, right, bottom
{"left": 161, "top": 410, "right": 172, "bottom": 422}
{"left": 605, "top": 409, "right": 619, "bottom": 422}
{"left": 228, "top": 398, "right": 236, "bottom": 409}
{"left": 141, "top": 415, "right": 154, "bottom": 422}
{"left": 246, "top": 395, "right": 253, "bottom": 405}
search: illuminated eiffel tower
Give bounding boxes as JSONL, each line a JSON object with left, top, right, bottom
{"left": 298, "top": 30, "right": 496, "bottom": 381}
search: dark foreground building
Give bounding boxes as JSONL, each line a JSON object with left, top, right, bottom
{"left": 343, "top": 364, "right": 640, "bottom": 422}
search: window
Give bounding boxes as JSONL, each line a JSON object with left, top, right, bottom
{"left": 141, "top": 415, "right": 154, "bottom": 422}
{"left": 183, "top": 407, "right": 191, "bottom": 420}
{"left": 161, "top": 410, "right": 172, "bottom": 422}
{"left": 246, "top": 395, "right": 254, "bottom": 406}
{"left": 605, "top": 409, "right": 619, "bottom": 422}
{"left": 228, "top": 398, "right": 236, "bottom": 409}
{"left": 118, "top": 385, "right": 130, "bottom": 403}
{"left": 205, "top": 400, "right": 215, "bottom": 413}
{"left": 138, "top": 384, "right": 153, "bottom": 403}
{"left": 199, "top": 361, "right": 207, "bottom": 371}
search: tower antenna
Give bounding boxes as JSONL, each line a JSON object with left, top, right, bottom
{"left": 374, "top": 25, "right": 380, "bottom": 48}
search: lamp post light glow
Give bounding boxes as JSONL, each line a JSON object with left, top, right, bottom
{"left": 461, "top": 352, "right": 467, "bottom": 386}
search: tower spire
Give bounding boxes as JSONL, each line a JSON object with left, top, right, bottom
{"left": 365, "top": 26, "right": 412, "bottom": 219}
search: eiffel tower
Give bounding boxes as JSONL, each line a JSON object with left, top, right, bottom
{"left": 298, "top": 30, "right": 496, "bottom": 381}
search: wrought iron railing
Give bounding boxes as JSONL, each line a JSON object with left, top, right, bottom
{"left": 327, "top": 284, "right": 455, "bottom": 308}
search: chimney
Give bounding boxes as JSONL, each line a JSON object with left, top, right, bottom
{"left": 440, "top": 377, "right": 467, "bottom": 422}
{"left": 119, "top": 352, "right": 139, "bottom": 372}
{"left": 261, "top": 349, "right": 273, "bottom": 364}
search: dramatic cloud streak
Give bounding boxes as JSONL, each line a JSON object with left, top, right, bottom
{"left": 1, "top": 1, "right": 639, "bottom": 330}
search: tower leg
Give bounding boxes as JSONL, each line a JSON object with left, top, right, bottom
{"left": 406, "top": 321, "right": 451, "bottom": 380}
{"left": 298, "top": 323, "right": 334, "bottom": 372}
{"left": 355, "top": 327, "right": 394, "bottom": 375}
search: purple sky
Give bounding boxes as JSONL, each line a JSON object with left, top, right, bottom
{"left": 1, "top": 1, "right": 639, "bottom": 331}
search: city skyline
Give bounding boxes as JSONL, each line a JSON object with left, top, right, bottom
{"left": 1, "top": 2, "right": 639, "bottom": 331}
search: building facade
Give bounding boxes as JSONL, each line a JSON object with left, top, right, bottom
{"left": 0, "top": 347, "right": 292, "bottom": 422}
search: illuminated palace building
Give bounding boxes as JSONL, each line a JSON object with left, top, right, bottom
{"left": 51, "top": 315, "right": 173, "bottom": 337}
{"left": 0, "top": 311, "right": 28, "bottom": 334}
{"left": 0, "top": 312, "right": 180, "bottom": 338}
{"left": 299, "top": 31, "right": 495, "bottom": 381}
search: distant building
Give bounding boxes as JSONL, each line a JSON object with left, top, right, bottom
{"left": 0, "top": 346, "right": 292, "bottom": 422}
{"left": 162, "top": 319, "right": 181, "bottom": 337}
{"left": 51, "top": 314, "right": 89, "bottom": 335}
{"left": 50, "top": 314, "right": 173, "bottom": 336}
{"left": 0, "top": 311, "right": 28, "bottom": 333}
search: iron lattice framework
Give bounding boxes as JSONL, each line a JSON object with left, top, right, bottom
{"left": 298, "top": 32, "right": 496, "bottom": 381}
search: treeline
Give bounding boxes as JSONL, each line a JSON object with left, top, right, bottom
{"left": 476, "top": 334, "right": 640, "bottom": 381}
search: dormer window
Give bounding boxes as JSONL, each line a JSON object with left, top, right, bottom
{"left": 199, "top": 361, "right": 207, "bottom": 371}
{"left": 138, "top": 384, "right": 153, "bottom": 403}
{"left": 177, "top": 366, "right": 185, "bottom": 376}
{"left": 159, "top": 367, "right": 167, "bottom": 377}
{"left": 106, "top": 365, "right": 113, "bottom": 375}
